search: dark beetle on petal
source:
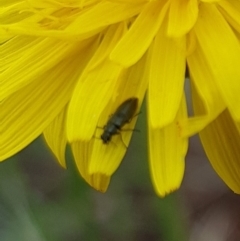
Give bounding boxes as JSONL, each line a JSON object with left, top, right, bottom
{"left": 101, "top": 98, "right": 138, "bottom": 144}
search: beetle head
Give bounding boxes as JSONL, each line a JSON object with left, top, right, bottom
{"left": 101, "top": 132, "right": 111, "bottom": 144}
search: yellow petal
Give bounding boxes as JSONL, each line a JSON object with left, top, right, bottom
{"left": 0, "top": 2, "right": 58, "bottom": 37}
{"left": 217, "top": 0, "right": 240, "bottom": 33}
{"left": 148, "top": 18, "right": 186, "bottom": 128}
{"left": 1, "top": 36, "right": 37, "bottom": 73}
{"left": 0, "top": 1, "right": 144, "bottom": 40}
{"left": 85, "top": 23, "right": 126, "bottom": 72}
{"left": 67, "top": 24, "right": 126, "bottom": 142}
{"left": 1, "top": 38, "right": 75, "bottom": 100}
{"left": 148, "top": 95, "right": 188, "bottom": 197}
{"left": 43, "top": 106, "right": 67, "bottom": 168}
{"left": 0, "top": 1, "right": 31, "bottom": 24}
{"left": 181, "top": 82, "right": 224, "bottom": 137}
{"left": 89, "top": 54, "right": 148, "bottom": 176}
{"left": 89, "top": 98, "right": 140, "bottom": 176}
{"left": 73, "top": 54, "right": 148, "bottom": 192}
{"left": 200, "top": 0, "right": 221, "bottom": 2}
{"left": 194, "top": 3, "right": 240, "bottom": 121}
{"left": 71, "top": 141, "right": 110, "bottom": 193}
{"left": 180, "top": 42, "right": 226, "bottom": 137}
{"left": 186, "top": 30, "right": 198, "bottom": 56}
{"left": 168, "top": 0, "right": 198, "bottom": 37}
{"left": 0, "top": 0, "right": 21, "bottom": 7}
{"left": 64, "top": 1, "right": 145, "bottom": 39}
{"left": 67, "top": 61, "right": 122, "bottom": 142}
{"left": 0, "top": 43, "right": 91, "bottom": 161}
{"left": 106, "top": 0, "right": 147, "bottom": 3}
{"left": 110, "top": 0, "right": 169, "bottom": 67}
{"left": 27, "top": 0, "right": 84, "bottom": 8}
{"left": 199, "top": 109, "right": 240, "bottom": 193}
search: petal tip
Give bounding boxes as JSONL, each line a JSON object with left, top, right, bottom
{"left": 88, "top": 173, "right": 111, "bottom": 193}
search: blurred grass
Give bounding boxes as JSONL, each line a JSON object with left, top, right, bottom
{"left": 0, "top": 100, "right": 188, "bottom": 241}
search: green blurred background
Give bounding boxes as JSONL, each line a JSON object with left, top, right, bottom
{"left": 2, "top": 101, "right": 240, "bottom": 241}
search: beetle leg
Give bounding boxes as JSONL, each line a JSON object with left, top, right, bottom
{"left": 119, "top": 134, "right": 127, "bottom": 149}
{"left": 120, "top": 128, "right": 140, "bottom": 132}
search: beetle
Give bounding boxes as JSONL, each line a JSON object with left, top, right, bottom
{"left": 101, "top": 97, "right": 138, "bottom": 144}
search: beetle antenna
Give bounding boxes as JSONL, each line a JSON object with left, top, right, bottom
{"left": 121, "top": 128, "right": 140, "bottom": 132}
{"left": 132, "top": 111, "right": 142, "bottom": 118}
{"left": 128, "top": 111, "right": 141, "bottom": 123}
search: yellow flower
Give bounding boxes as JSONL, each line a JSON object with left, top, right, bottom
{"left": 1, "top": 0, "right": 240, "bottom": 197}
